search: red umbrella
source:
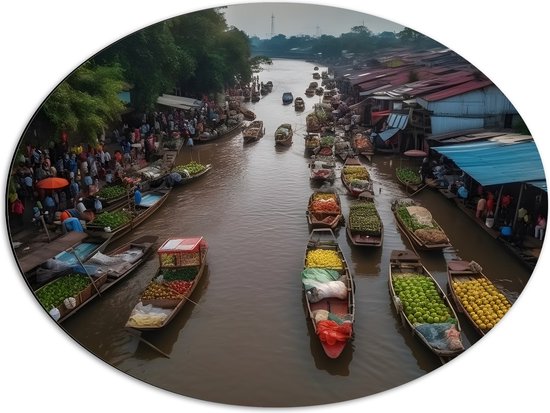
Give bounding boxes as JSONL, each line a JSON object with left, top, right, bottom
{"left": 35, "top": 177, "right": 70, "bottom": 190}
{"left": 403, "top": 149, "right": 428, "bottom": 158}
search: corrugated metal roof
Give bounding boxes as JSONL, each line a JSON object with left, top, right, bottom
{"left": 387, "top": 113, "right": 409, "bottom": 129}
{"left": 374, "top": 128, "right": 400, "bottom": 142}
{"left": 432, "top": 138, "right": 546, "bottom": 190}
{"left": 421, "top": 79, "right": 493, "bottom": 102}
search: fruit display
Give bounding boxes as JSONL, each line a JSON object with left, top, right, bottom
{"left": 396, "top": 167, "right": 421, "bottom": 185}
{"left": 140, "top": 281, "right": 184, "bottom": 301}
{"left": 320, "top": 135, "right": 335, "bottom": 147}
{"left": 91, "top": 210, "right": 132, "bottom": 229}
{"left": 174, "top": 161, "right": 206, "bottom": 176}
{"left": 36, "top": 274, "right": 90, "bottom": 310}
{"left": 161, "top": 266, "right": 199, "bottom": 281}
{"left": 306, "top": 249, "right": 343, "bottom": 269}
{"left": 349, "top": 202, "right": 381, "bottom": 235}
{"left": 305, "top": 135, "right": 320, "bottom": 149}
{"left": 395, "top": 204, "right": 448, "bottom": 244}
{"left": 310, "top": 193, "right": 340, "bottom": 213}
{"left": 166, "top": 280, "right": 194, "bottom": 295}
{"left": 342, "top": 165, "right": 369, "bottom": 181}
{"left": 451, "top": 278, "right": 512, "bottom": 331}
{"left": 318, "top": 147, "right": 333, "bottom": 156}
{"left": 392, "top": 273, "right": 455, "bottom": 325}
{"left": 353, "top": 135, "right": 371, "bottom": 151}
{"left": 96, "top": 184, "right": 127, "bottom": 200}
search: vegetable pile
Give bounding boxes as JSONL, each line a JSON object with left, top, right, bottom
{"left": 96, "top": 185, "right": 127, "bottom": 200}
{"left": 36, "top": 274, "right": 90, "bottom": 310}
{"left": 395, "top": 204, "right": 448, "bottom": 244}
{"left": 140, "top": 280, "right": 184, "bottom": 301}
{"left": 396, "top": 168, "right": 421, "bottom": 185}
{"left": 174, "top": 161, "right": 205, "bottom": 176}
{"left": 305, "top": 135, "right": 320, "bottom": 149}
{"left": 353, "top": 135, "right": 370, "bottom": 150}
{"left": 318, "top": 147, "right": 333, "bottom": 156}
{"left": 349, "top": 202, "right": 381, "bottom": 235}
{"left": 306, "top": 249, "right": 343, "bottom": 269}
{"left": 91, "top": 210, "right": 132, "bottom": 229}
{"left": 392, "top": 273, "right": 455, "bottom": 325}
{"left": 161, "top": 266, "right": 199, "bottom": 281}
{"left": 166, "top": 280, "right": 194, "bottom": 295}
{"left": 320, "top": 135, "right": 335, "bottom": 147}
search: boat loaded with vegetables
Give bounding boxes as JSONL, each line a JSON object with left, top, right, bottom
{"left": 125, "top": 236, "right": 209, "bottom": 331}
{"left": 340, "top": 156, "right": 372, "bottom": 197}
{"left": 351, "top": 132, "right": 374, "bottom": 162}
{"left": 306, "top": 191, "right": 343, "bottom": 230}
{"left": 35, "top": 235, "right": 157, "bottom": 323}
{"left": 391, "top": 198, "right": 451, "bottom": 251}
{"left": 302, "top": 228, "right": 355, "bottom": 359}
{"left": 304, "top": 133, "right": 321, "bottom": 155}
{"left": 389, "top": 250, "right": 464, "bottom": 362}
{"left": 396, "top": 167, "right": 422, "bottom": 192}
{"left": 309, "top": 155, "right": 336, "bottom": 183}
{"left": 346, "top": 193, "right": 383, "bottom": 247}
{"left": 447, "top": 259, "right": 513, "bottom": 336}
{"left": 166, "top": 161, "right": 212, "bottom": 187}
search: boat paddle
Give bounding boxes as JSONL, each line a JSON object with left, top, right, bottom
{"left": 67, "top": 247, "right": 102, "bottom": 297}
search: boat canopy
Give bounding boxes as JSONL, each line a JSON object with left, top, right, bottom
{"left": 157, "top": 94, "right": 203, "bottom": 110}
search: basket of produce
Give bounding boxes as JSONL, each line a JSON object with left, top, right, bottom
{"left": 88, "top": 210, "right": 132, "bottom": 230}
{"left": 349, "top": 202, "right": 382, "bottom": 236}
{"left": 139, "top": 280, "right": 185, "bottom": 308}
{"left": 35, "top": 273, "right": 91, "bottom": 317}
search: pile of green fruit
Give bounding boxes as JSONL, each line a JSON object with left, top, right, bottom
{"left": 392, "top": 273, "right": 455, "bottom": 325}
{"left": 35, "top": 274, "right": 90, "bottom": 310}
{"left": 96, "top": 185, "right": 127, "bottom": 200}
{"left": 396, "top": 207, "right": 433, "bottom": 232}
{"left": 349, "top": 202, "right": 381, "bottom": 235}
{"left": 174, "top": 161, "right": 205, "bottom": 176}
{"left": 91, "top": 210, "right": 132, "bottom": 229}
{"left": 161, "top": 266, "right": 199, "bottom": 281}
{"left": 396, "top": 168, "right": 421, "bottom": 185}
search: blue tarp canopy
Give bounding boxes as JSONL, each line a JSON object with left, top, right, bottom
{"left": 432, "top": 139, "right": 547, "bottom": 191}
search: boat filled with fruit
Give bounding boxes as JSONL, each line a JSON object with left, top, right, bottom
{"left": 302, "top": 228, "right": 355, "bottom": 359}
{"left": 167, "top": 161, "right": 213, "bottom": 187}
{"left": 391, "top": 198, "right": 451, "bottom": 251}
{"left": 340, "top": 156, "right": 372, "bottom": 197}
{"left": 396, "top": 167, "right": 423, "bottom": 192}
{"left": 447, "top": 259, "right": 513, "bottom": 336}
{"left": 352, "top": 132, "right": 374, "bottom": 162}
{"left": 309, "top": 155, "right": 336, "bottom": 183}
{"left": 306, "top": 191, "right": 343, "bottom": 229}
{"left": 125, "top": 236, "right": 209, "bottom": 331}
{"left": 389, "top": 250, "right": 465, "bottom": 361}
{"left": 304, "top": 133, "right": 321, "bottom": 155}
{"left": 346, "top": 193, "right": 383, "bottom": 247}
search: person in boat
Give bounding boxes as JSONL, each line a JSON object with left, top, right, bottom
{"left": 535, "top": 214, "right": 546, "bottom": 241}
{"left": 419, "top": 157, "right": 432, "bottom": 184}
{"left": 134, "top": 184, "right": 142, "bottom": 206}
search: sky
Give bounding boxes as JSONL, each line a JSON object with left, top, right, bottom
{"left": 222, "top": 2, "right": 405, "bottom": 38}
{"left": 1, "top": 1, "right": 549, "bottom": 413}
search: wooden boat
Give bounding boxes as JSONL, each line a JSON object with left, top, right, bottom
{"left": 315, "top": 87, "right": 324, "bottom": 96}
{"left": 194, "top": 118, "right": 244, "bottom": 143}
{"left": 37, "top": 235, "right": 158, "bottom": 323}
{"left": 242, "top": 120, "right": 265, "bottom": 143}
{"left": 389, "top": 249, "right": 465, "bottom": 361}
{"left": 341, "top": 156, "right": 372, "bottom": 197}
{"left": 446, "top": 259, "right": 513, "bottom": 336}
{"left": 309, "top": 155, "right": 336, "bottom": 183}
{"left": 302, "top": 228, "right": 355, "bottom": 358}
{"left": 306, "top": 191, "right": 343, "bottom": 229}
{"left": 275, "top": 123, "right": 293, "bottom": 146}
{"left": 346, "top": 192, "right": 383, "bottom": 247}
{"left": 313, "top": 66, "right": 319, "bottom": 71}
{"left": 391, "top": 198, "right": 452, "bottom": 251}
{"left": 240, "top": 108, "right": 256, "bottom": 121}
{"left": 312, "top": 72, "right": 321, "bottom": 80}
{"left": 265, "top": 81, "right": 273, "bottom": 92}
{"left": 166, "top": 163, "right": 213, "bottom": 187}
{"left": 351, "top": 132, "right": 375, "bottom": 162}
{"left": 304, "top": 132, "right": 321, "bottom": 155}
{"left": 251, "top": 91, "right": 260, "bottom": 102}
{"left": 21, "top": 231, "right": 113, "bottom": 286}
{"left": 396, "top": 167, "right": 423, "bottom": 193}
{"left": 305, "top": 88, "right": 315, "bottom": 98}
{"left": 294, "top": 97, "right": 305, "bottom": 111}
{"left": 309, "top": 81, "right": 318, "bottom": 89}
{"left": 86, "top": 187, "right": 171, "bottom": 243}
{"left": 125, "top": 236, "right": 208, "bottom": 331}
{"left": 282, "top": 92, "right": 294, "bottom": 105}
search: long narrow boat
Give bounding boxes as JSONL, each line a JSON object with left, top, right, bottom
{"left": 351, "top": 132, "right": 375, "bottom": 162}
{"left": 306, "top": 191, "right": 343, "bottom": 230}
{"left": 340, "top": 156, "right": 372, "bottom": 197}
{"left": 275, "top": 123, "right": 293, "bottom": 146}
{"left": 302, "top": 228, "right": 355, "bottom": 358}
{"left": 391, "top": 198, "right": 451, "bottom": 251}
{"left": 36, "top": 235, "right": 158, "bottom": 323}
{"left": 166, "top": 162, "right": 213, "bottom": 188}
{"left": 86, "top": 187, "right": 171, "bottom": 243}
{"left": 334, "top": 138, "right": 354, "bottom": 162}
{"left": 396, "top": 167, "right": 423, "bottom": 193}
{"left": 282, "top": 92, "right": 294, "bottom": 105}
{"left": 389, "top": 250, "right": 465, "bottom": 362}
{"left": 447, "top": 259, "right": 513, "bottom": 336}
{"left": 242, "top": 120, "right": 265, "bottom": 143}
{"left": 125, "top": 236, "right": 209, "bottom": 331}
{"left": 304, "top": 133, "right": 321, "bottom": 155}
{"left": 240, "top": 108, "right": 256, "bottom": 121}
{"left": 346, "top": 192, "right": 383, "bottom": 247}
{"left": 194, "top": 118, "right": 244, "bottom": 144}
{"left": 294, "top": 97, "right": 305, "bottom": 111}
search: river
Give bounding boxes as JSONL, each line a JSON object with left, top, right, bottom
{"left": 59, "top": 58, "right": 531, "bottom": 407}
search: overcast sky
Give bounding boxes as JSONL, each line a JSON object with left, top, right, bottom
{"left": 222, "top": 3, "right": 405, "bottom": 38}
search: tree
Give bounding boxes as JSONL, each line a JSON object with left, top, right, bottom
{"left": 41, "top": 61, "right": 126, "bottom": 144}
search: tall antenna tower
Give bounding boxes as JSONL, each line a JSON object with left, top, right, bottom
{"left": 316, "top": 25, "right": 320, "bottom": 37}
{"left": 271, "top": 13, "right": 275, "bottom": 38}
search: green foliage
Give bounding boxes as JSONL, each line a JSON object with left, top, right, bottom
{"left": 41, "top": 62, "right": 126, "bottom": 144}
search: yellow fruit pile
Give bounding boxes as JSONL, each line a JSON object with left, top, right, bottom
{"left": 343, "top": 166, "right": 369, "bottom": 181}
{"left": 452, "top": 278, "right": 512, "bottom": 331}
{"left": 313, "top": 193, "right": 336, "bottom": 201}
{"left": 306, "top": 249, "right": 343, "bottom": 269}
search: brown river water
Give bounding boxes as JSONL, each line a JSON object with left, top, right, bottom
{"left": 27, "top": 59, "right": 532, "bottom": 407}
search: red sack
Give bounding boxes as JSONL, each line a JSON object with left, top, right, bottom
{"left": 316, "top": 320, "right": 352, "bottom": 345}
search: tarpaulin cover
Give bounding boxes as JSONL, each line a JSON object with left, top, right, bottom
{"left": 433, "top": 140, "right": 546, "bottom": 190}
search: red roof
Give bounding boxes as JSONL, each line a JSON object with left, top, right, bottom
{"left": 421, "top": 79, "right": 493, "bottom": 101}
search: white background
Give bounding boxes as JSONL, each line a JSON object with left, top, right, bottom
{"left": 1, "top": 1, "right": 547, "bottom": 412}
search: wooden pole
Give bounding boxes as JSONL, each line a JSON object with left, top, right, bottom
{"left": 68, "top": 247, "right": 101, "bottom": 297}
{"left": 126, "top": 328, "right": 171, "bottom": 358}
